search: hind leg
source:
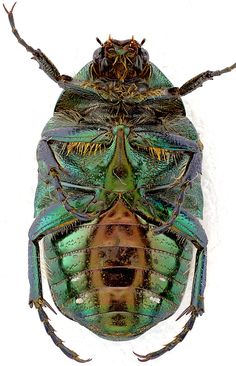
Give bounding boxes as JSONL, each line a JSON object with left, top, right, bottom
{"left": 134, "top": 244, "right": 207, "bottom": 361}
{"left": 28, "top": 237, "right": 91, "bottom": 363}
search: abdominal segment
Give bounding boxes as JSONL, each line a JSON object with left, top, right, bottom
{"left": 44, "top": 200, "right": 192, "bottom": 339}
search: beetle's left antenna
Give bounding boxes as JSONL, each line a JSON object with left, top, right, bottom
{"left": 3, "top": 2, "right": 73, "bottom": 84}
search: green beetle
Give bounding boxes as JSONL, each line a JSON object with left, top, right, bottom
{"left": 4, "top": 2, "right": 236, "bottom": 363}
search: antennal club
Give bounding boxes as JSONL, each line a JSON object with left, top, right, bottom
{"left": 96, "top": 37, "right": 103, "bottom": 46}
{"left": 140, "top": 38, "right": 146, "bottom": 46}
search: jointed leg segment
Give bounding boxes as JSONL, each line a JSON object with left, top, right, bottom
{"left": 153, "top": 182, "right": 190, "bottom": 234}
{"left": 3, "top": 2, "right": 104, "bottom": 98}
{"left": 28, "top": 239, "right": 91, "bottom": 362}
{"left": 179, "top": 64, "right": 236, "bottom": 96}
{"left": 3, "top": 2, "right": 72, "bottom": 83}
{"left": 168, "top": 63, "right": 236, "bottom": 97}
{"left": 37, "top": 140, "right": 92, "bottom": 221}
{"left": 134, "top": 246, "right": 207, "bottom": 362}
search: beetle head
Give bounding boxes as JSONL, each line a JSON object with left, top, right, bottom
{"left": 91, "top": 36, "right": 151, "bottom": 81}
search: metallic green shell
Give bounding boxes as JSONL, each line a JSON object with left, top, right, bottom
{"left": 33, "top": 61, "right": 205, "bottom": 339}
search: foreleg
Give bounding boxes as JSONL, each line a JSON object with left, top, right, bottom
{"left": 168, "top": 63, "right": 236, "bottom": 96}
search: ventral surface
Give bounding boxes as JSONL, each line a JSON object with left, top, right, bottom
{"left": 4, "top": 2, "right": 236, "bottom": 364}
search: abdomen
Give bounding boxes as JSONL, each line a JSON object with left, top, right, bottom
{"left": 43, "top": 200, "right": 192, "bottom": 340}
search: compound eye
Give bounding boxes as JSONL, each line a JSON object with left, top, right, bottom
{"left": 134, "top": 55, "right": 143, "bottom": 71}
{"left": 100, "top": 57, "right": 109, "bottom": 72}
{"left": 93, "top": 47, "right": 103, "bottom": 63}
{"left": 139, "top": 48, "right": 149, "bottom": 63}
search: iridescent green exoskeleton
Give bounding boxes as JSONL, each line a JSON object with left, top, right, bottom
{"left": 4, "top": 3, "right": 236, "bottom": 363}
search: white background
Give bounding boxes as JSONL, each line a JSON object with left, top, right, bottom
{"left": 1, "top": 0, "right": 236, "bottom": 365}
